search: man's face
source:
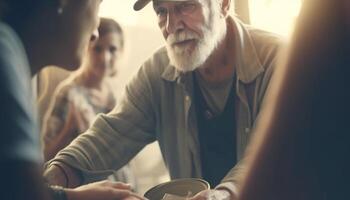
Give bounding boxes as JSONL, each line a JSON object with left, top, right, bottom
{"left": 154, "top": 0, "right": 227, "bottom": 72}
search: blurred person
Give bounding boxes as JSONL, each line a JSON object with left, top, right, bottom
{"left": 42, "top": 17, "right": 136, "bottom": 187}
{"left": 0, "top": 0, "right": 142, "bottom": 200}
{"left": 237, "top": 0, "right": 350, "bottom": 200}
{"left": 45, "top": 0, "right": 282, "bottom": 199}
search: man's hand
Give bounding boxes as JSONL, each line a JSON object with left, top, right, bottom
{"left": 65, "top": 180, "right": 146, "bottom": 200}
{"left": 188, "top": 189, "right": 232, "bottom": 200}
{"left": 44, "top": 163, "right": 83, "bottom": 188}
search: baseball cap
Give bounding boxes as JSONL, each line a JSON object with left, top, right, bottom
{"left": 133, "top": 0, "right": 189, "bottom": 11}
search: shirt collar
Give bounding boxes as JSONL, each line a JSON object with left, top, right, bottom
{"left": 161, "top": 62, "right": 182, "bottom": 82}
{"left": 161, "top": 16, "right": 264, "bottom": 84}
{"left": 228, "top": 16, "right": 264, "bottom": 83}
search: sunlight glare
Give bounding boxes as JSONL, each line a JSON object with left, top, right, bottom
{"left": 249, "top": 0, "right": 302, "bottom": 36}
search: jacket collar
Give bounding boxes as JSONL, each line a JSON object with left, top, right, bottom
{"left": 161, "top": 16, "right": 264, "bottom": 84}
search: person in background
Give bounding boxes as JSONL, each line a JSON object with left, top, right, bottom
{"left": 42, "top": 17, "right": 136, "bottom": 188}
{"left": 45, "top": 0, "right": 282, "bottom": 199}
{"left": 0, "top": 0, "right": 142, "bottom": 199}
{"left": 238, "top": 0, "right": 350, "bottom": 200}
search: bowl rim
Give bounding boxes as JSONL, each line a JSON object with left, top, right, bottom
{"left": 144, "top": 178, "right": 210, "bottom": 199}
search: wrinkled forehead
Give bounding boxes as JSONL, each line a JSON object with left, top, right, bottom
{"left": 134, "top": 0, "right": 211, "bottom": 10}
{"left": 152, "top": 0, "right": 209, "bottom": 9}
{"left": 153, "top": 0, "right": 207, "bottom": 5}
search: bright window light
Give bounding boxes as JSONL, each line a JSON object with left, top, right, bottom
{"left": 249, "top": 0, "right": 302, "bottom": 37}
{"left": 99, "top": 0, "right": 158, "bottom": 28}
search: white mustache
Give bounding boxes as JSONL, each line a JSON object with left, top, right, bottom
{"left": 167, "top": 30, "right": 200, "bottom": 45}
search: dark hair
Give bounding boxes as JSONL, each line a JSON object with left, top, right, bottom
{"left": 98, "top": 18, "right": 125, "bottom": 49}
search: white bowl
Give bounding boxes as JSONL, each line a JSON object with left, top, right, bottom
{"left": 144, "top": 178, "right": 210, "bottom": 200}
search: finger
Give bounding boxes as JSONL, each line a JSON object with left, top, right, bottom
{"left": 111, "top": 182, "right": 132, "bottom": 190}
{"left": 98, "top": 180, "right": 131, "bottom": 190}
{"left": 129, "top": 193, "right": 148, "bottom": 200}
{"left": 97, "top": 180, "right": 113, "bottom": 186}
{"left": 112, "top": 189, "right": 131, "bottom": 199}
{"left": 188, "top": 190, "right": 209, "bottom": 200}
{"left": 187, "top": 196, "right": 206, "bottom": 200}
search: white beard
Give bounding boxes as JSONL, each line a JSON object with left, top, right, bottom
{"left": 165, "top": 4, "right": 227, "bottom": 72}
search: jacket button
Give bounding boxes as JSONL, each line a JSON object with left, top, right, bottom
{"left": 204, "top": 110, "right": 214, "bottom": 120}
{"left": 245, "top": 128, "right": 250, "bottom": 133}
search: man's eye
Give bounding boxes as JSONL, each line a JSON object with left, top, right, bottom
{"left": 179, "top": 3, "right": 197, "bottom": 15}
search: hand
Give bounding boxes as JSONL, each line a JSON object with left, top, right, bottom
{"left": 123, "top": 196, "right": 147, "bottom": 200}
{"left": 44, "top": 163, "right": 82, "bottom": 188}
{"left": 65, "top": 180, "right": 146, "bottom": 200}
{"left": 188, "top": 189, "right": 232, "bottom": 200}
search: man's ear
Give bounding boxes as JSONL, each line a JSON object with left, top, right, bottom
{"left": 221, "top": 0, "right": 231, "bottom": 17}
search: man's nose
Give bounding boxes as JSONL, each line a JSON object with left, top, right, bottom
{"left": 166, "top": 11, "right": 184, "bottom": 34}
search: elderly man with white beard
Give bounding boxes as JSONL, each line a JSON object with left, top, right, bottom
{"left": 44, "top": 0, "right": 282, "bottom": 199}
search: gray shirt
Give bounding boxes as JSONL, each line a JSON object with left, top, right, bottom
{"left": 48, "top": 16, "right": 282, "bottom": 190}
{"left": 194, "top": 71, "right": 234, "bottom": 115}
